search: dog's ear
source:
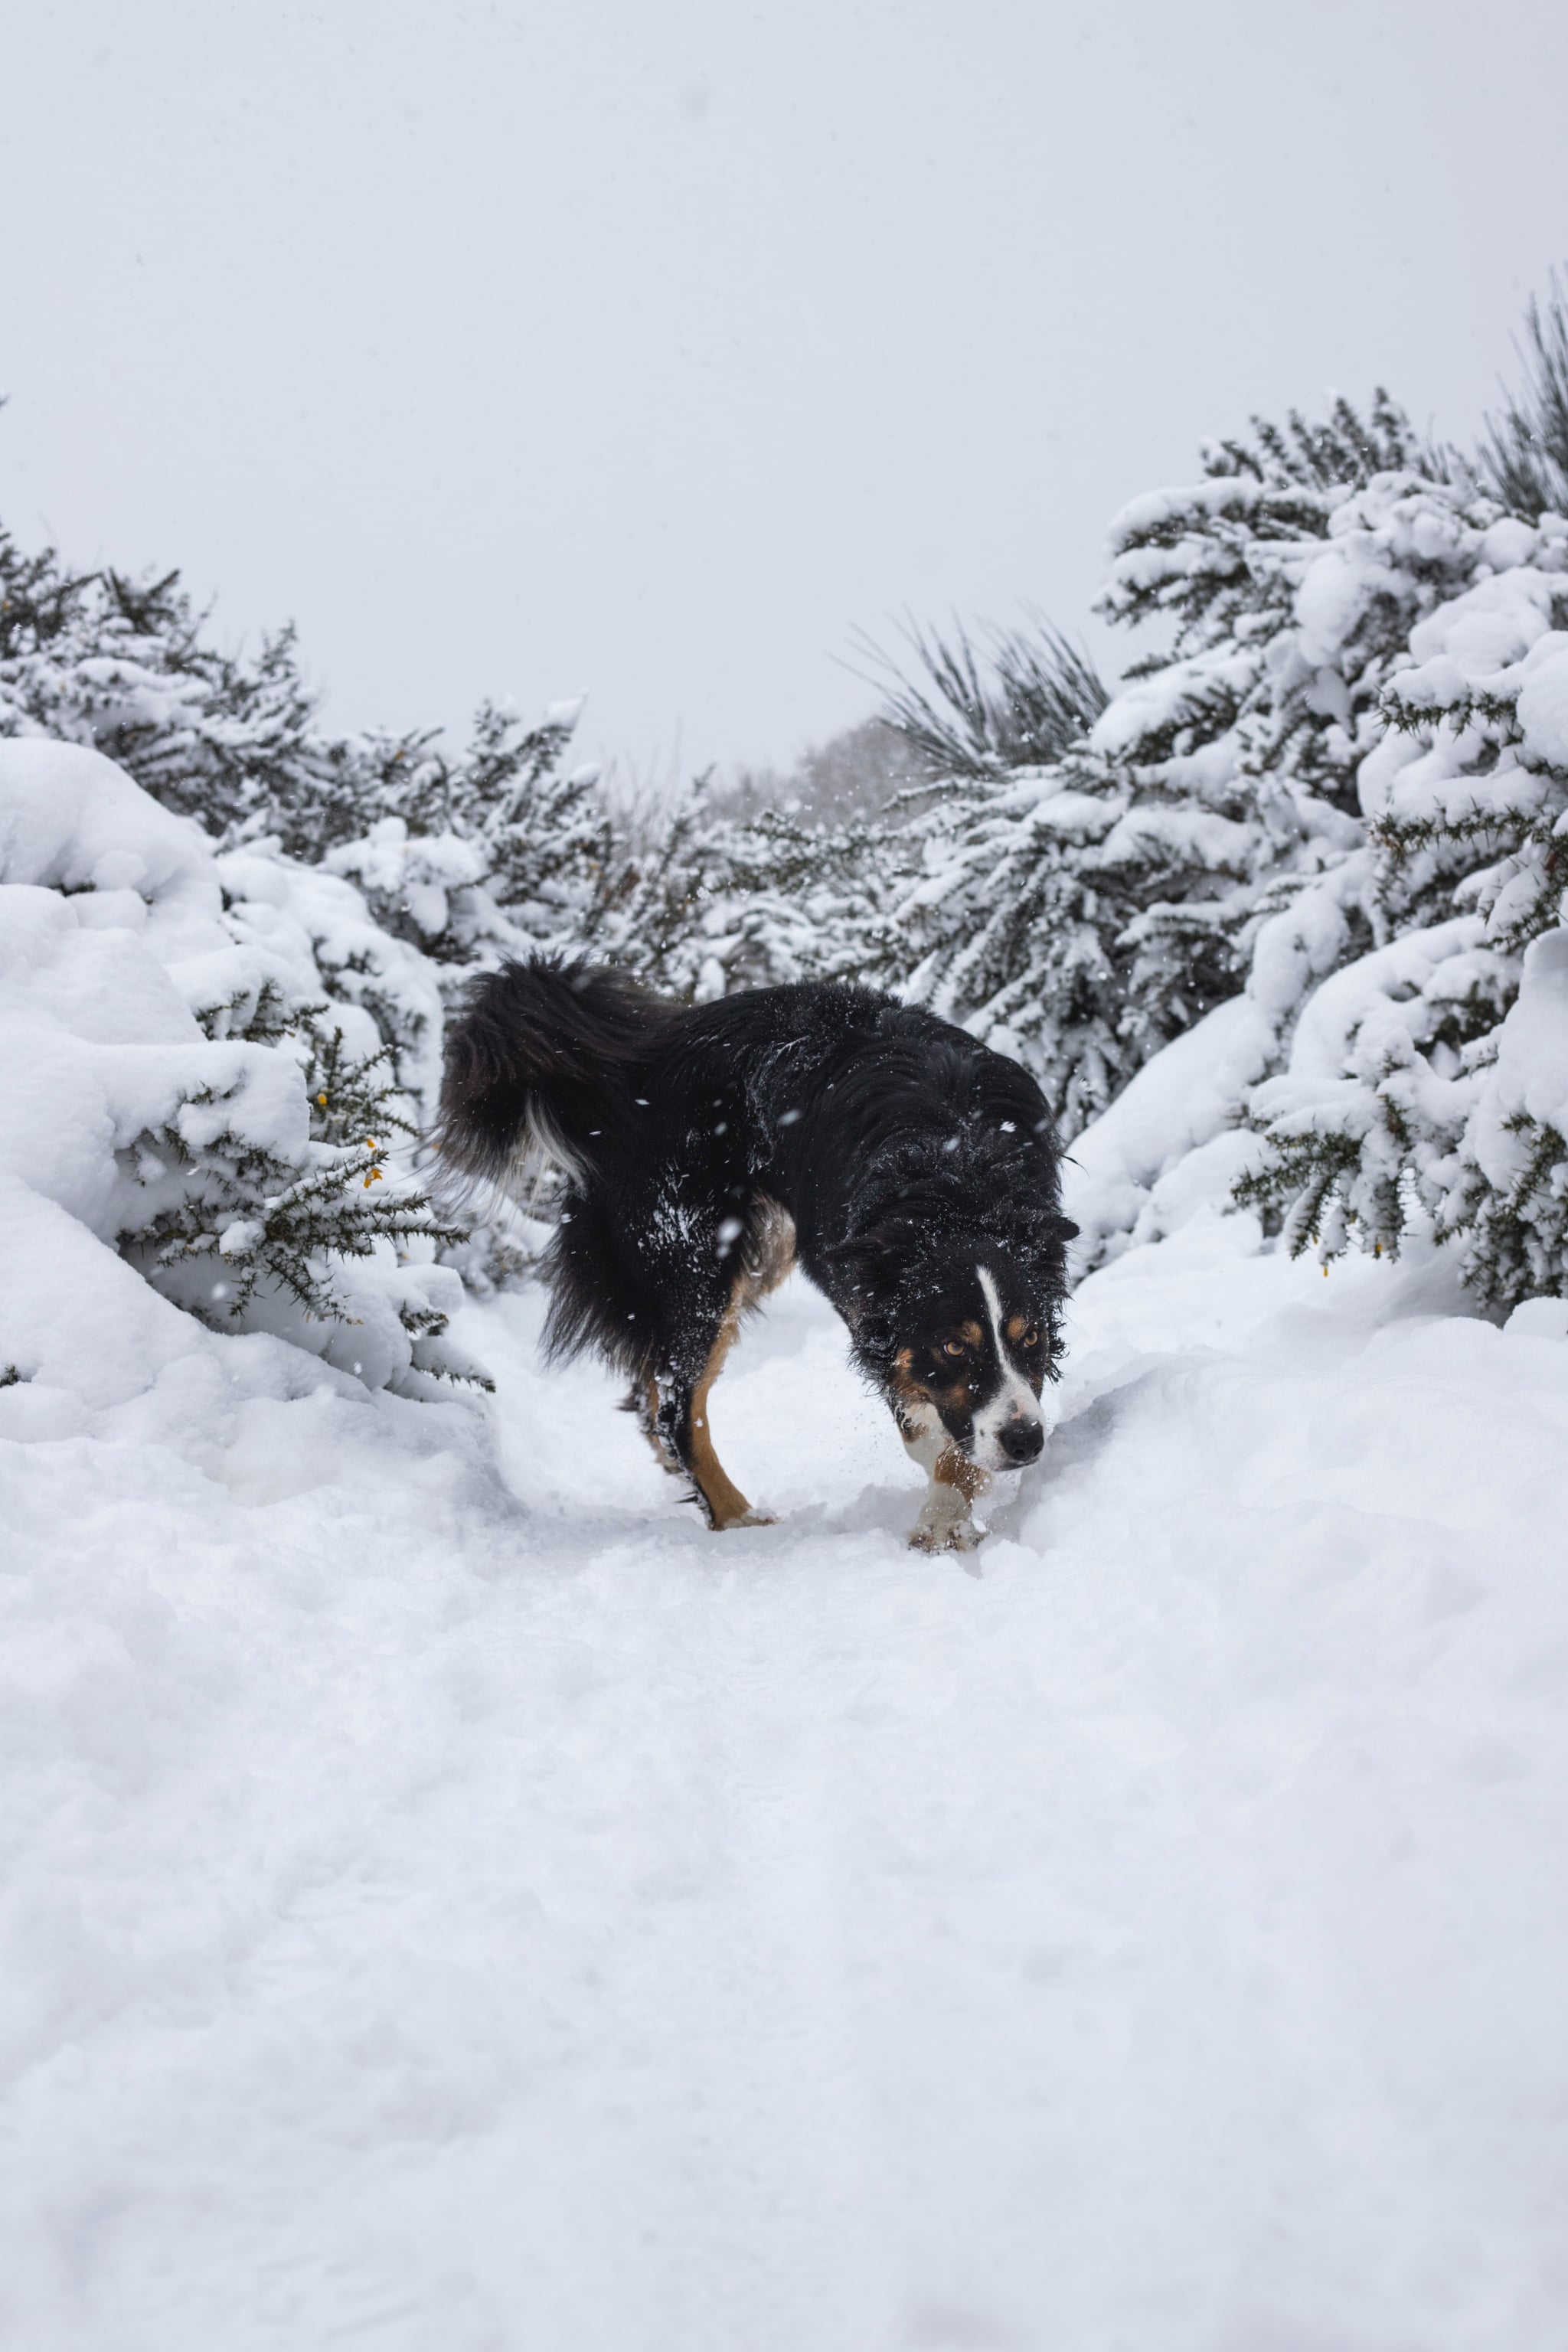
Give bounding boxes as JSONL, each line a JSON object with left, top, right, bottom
{"left": 820, "top": 1219, "right": 913, "bottom": 1315}
{"left": 983, "top": 1205, "right": 1079, "bottom": 1254}
{"left": 821, "top": 1230, "right": 885, "bottom": 1294}
{"left": 1024, "top": 1206, "right": 1079, "bottom": 1245}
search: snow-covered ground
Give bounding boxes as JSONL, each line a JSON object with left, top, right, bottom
{"left": 5, "top": 1209, "right": 1568, "bottom": 2351}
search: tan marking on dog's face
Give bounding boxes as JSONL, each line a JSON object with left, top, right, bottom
{"left": 890, "top": 1350, "right": 939, "bottom": 1442}
{"left": 893, "top": 1344, "right": 975, "bottom": 1423}
{"left": 1001, "top": 1309, "right": 1045, "bottom": 1393}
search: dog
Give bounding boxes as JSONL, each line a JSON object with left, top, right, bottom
{"left": 435, "top": 957, "right": 1076, "bottom": 1551}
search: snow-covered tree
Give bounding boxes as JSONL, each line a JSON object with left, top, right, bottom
{"left": 868, "top": 622, "right": 1119, "bottom": 1132}
{"left": 600, "top": 783, "right": 893, "bottom": 1001}
{"left": 322, "top": 698, "right": 617, "bottom": 978}
{"left": 877, "top": 403, "right": 1472, "bottom": 1139}
{"left": 0, "top": 534, "right": 396, "bottom": 851}
{"left": 1238, "top": 509, "right": 1568, "bottom": 1301}
{"left": 1042, "top": 286, "right": 1568, "bottom": 1308}
{"left": 0, "top": 521, "right": 620, "bottom": 1063}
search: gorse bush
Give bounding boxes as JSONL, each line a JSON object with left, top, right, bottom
{"left": 122, "top": 1000, "right": 468, "bottom": 1338}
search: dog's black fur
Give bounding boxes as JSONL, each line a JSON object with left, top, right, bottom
{"left": 436, "top": 957, "right": 1076, "bottom": 1547}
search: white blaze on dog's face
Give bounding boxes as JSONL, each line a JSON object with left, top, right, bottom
{"left": 891, "top": 1259, "right": 1047, "bottom": 1473}
{"left": 969, "top": 1266, "right": 1046, "bottom": 1470}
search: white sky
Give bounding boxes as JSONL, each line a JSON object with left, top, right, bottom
{"left": 4, "top": 0, "right": 1566, "bottom": 782}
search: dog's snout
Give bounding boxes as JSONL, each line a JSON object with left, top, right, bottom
{"left": 998, "top": 1416, "right": 1044, "bottom": 1465}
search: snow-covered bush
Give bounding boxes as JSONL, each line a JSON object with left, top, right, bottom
{"left": 322, "top": 699, "right": 618, "bottom": 978}
{"left": 0, "top": 525, "right": 618, "bottom": 1011}
{"left": 1237, "top": 534, "right": 1568, "bottom": 1300}
{"left": 871, "top": 302, "right": 1568, "bottom": 1312}
{"left": 885, "top": 400, "right": 1471, "bottom": 1139}
{"left": 0, "top": 740, "right": 484, "bottom": 1397}
{"left": 609, "top": 791, "right": 895, "bottom": 1001}
{"left": 868, "top": 626, "right": 1119, "bottom": 1134}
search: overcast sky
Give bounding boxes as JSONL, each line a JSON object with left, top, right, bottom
{"left": 4, "top": 1, "right": 1566, "bottom": 782}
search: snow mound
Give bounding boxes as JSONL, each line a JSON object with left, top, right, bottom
{"left": 0, "top": 737, "right": 217, "bottom": 918}
{"left": 1063, "top": 994, "right": 1272, "bottom": 1265}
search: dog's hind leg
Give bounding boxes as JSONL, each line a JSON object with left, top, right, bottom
{"left": 621, "top": 1377, "right": 684, "bottom": 1476}
{"left": 652, "top": 1284, "right": 773, "bottom": 1533}
{"left": 609, "top": 1179, "right": 783, "bottom": 1532}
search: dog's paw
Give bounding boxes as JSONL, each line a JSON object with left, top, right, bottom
{"left": 906, "top": 1517, "right": 982, "bottom": 1554}
{"left": 712, "top": 1506, "right": 777, "bottom": 1531}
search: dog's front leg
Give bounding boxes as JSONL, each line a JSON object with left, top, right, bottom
{"left": 899, "top": 1418, "right": 989, "bottom": 1553}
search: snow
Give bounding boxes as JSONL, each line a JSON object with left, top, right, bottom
{"left": 8, "top": 492, "right": 1568, "bottom": 2343}
{"left": 1516, "top": 635, "right": 1568, "bottom": 773}
{"left": 0, "top": 737, "right": 216, "bottom": 915}
{"left": 1063, "top": 993, "right": 1274, "bottom": 1263}
{"left": 7, "top": 1215, "right": 1567, "bottom": 2350}
{"left": 325, "top": 817, "right": 487, "bottom": 949}
{"left": 1465, "top": 926, "right": 1568, "bottom": 1188}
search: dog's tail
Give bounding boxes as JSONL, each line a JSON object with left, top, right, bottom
{"left": 434, "top": 955, "right": 671, "bottom": 1194}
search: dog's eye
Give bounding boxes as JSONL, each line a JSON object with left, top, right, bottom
{"left": 943, "top": 1339, "right": 966, "bottom": 1357}
{"left": 1021, "top": 1328, "right": 1039, "bottom": 1348}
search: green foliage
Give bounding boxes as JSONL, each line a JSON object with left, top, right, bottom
{"left": 1236, "top": 474, "right": 1568, "bottom": 1307}
{"left": 192, "top": 975, "right": 296, "bottom": 1045}
{"left": 860, "top": 616, "right": 1107, "bottom": 782}
{"left": 1235, "top": 937, "right": 1517, "bottom": 1261}
{"left": 1482, "top": 273, "right": 1568, "bottom": 524}
{"left": 1449, "top": 1110, "right": 1568, "bottom": 1307}
{"left": 1203, "top": 389, "right": 1448, "bottom": 496}
{"left": 334, "top": 701, "right": 619, "bottom": 967}
{"left": 602, "top": 786, "right": 899, "bottom": 1001}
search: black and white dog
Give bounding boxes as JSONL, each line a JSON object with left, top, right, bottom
{"left": 436, "top": 958, "right": 1076, "bottom": 1551}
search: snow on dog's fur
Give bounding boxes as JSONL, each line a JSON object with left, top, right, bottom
{"left": 436, "top": 957, "right": 1076, "bottom": 1549}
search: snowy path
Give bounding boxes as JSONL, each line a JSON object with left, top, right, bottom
{"left": 5, "top": 1223, "right": 1568, "bottom": 2350}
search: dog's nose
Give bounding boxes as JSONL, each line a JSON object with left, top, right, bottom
{"left": 998, "top": 1416, "right": 1044, "bottom": 1465}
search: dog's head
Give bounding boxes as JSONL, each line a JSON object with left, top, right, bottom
{"left": 841, "top": 1234, "right": 1070, "bottom": 1473}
